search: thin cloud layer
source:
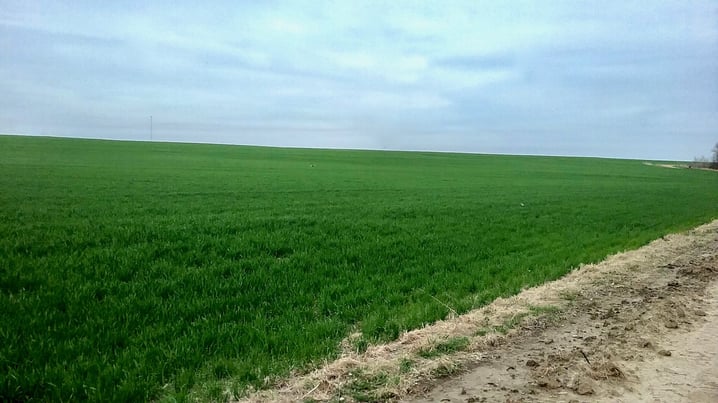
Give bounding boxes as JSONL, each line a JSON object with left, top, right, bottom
{"left": 1, "top": 0, "right": 716, "bottom": 160}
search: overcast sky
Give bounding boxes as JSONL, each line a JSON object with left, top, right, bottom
{"left": 1, "top": 1, "right": 716, "bottom": 160}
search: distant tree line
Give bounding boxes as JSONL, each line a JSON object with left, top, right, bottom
{"left": 689, "top": 142, "right": 718, "bottom": 170}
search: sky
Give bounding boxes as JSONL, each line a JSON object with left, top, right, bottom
{"left": 1, "top": 1, "right": 717, "bottom": 160}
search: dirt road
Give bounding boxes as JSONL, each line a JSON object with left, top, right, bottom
{"left": 241, "top": 220, "right": 718, "bottom": 402}
{"left": 609, "top": 283, "right": 718, "bottom": 402}
{"left": 411, "top": 223, "right": 718, "bottom": 403}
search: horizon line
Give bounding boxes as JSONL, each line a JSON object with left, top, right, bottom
{"left": 0, "top": 132, "right": 690, "bottom": 163}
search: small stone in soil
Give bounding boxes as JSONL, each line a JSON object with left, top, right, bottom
{"left": 665, "top": 320, "right": 679, "bottom": 329}
{"left": 538, "top": 378, "right": 561, "bottom": 389}
{"left": 576, "top": 379, "right": 595, "bottom": 395}
{"left": 658, "top": 349, "right": 672, "bottom": 356}
{"left": 526, "top": 359, "right": 539, "bottom": 367}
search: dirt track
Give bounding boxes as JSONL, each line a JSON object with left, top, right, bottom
{"left": 240, "top": 220, "right": 718, "bottom": 402}
{"left": 412, "top": 222, "right": 718, "bottom": 403}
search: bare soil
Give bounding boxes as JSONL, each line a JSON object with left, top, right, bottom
{"left": 238, "top": 220, "right": 718, "bottom": 402}
{"left": 643, "top": 161, "right": 718, "bottom": 172}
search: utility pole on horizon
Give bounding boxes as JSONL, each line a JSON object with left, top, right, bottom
{"left": 150, "top": 115, "right": 153, "bottom": 141}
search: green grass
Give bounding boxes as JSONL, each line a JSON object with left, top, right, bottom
{"left": 1, "top": 135, "right": 716, "bottom": 401}
{"left": 417, "top": 337, "right": 470, "bottom": 359}
{"left": 341, "top": 370, "right": 393, "bottom": 402}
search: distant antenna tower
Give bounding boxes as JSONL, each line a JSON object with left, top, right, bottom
{"left": 150, "top": 115, "right": 153, "bottom": 141}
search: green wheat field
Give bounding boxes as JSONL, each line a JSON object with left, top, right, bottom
{"left": 1, "top": 134, "right": 716, "bottom": 401}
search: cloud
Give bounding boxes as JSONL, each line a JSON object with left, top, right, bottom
{"left": 324, "top": 51, "right": 428, "bottom": 84}
{"left": 356, "top": 90, "right": 450, "bottom": 110}
{"left": 0, "top": 0, "right": 716, "bottom": 160}
{"left": 435, "top": 53, "right": 516, "bottom": 71}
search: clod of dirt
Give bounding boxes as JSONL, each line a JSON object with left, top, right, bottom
{"left": 525, "top": 359, "right": 539, "bottom": 368}
{"left": 575, "top": 378, "right": 595, "bottom": 395}
{"left": 695, "top": 310, "right": 707, "bottom": 316}
{"left": 537, "top": 378, "right": 561, "bottom": 389}
{"left": 600, "top": 309, "right": 615, "bottom": 319}
{"left": 589, "top": 360, "right": 624, "bottom": 379}
{"left": 658, "top": 349, "right": 672, "bottom": 356}
{"left": 664, "top": 320, "right": 679, "bottom": 329}
{"left": 639, "top": 339, "right": 652, "bottom": 348}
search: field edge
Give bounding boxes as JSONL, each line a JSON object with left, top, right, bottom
{"left": 233, "top": 218, "right": 718, "bottom": 403}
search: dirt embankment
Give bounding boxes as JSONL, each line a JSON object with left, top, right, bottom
{"left": 239, "top": 220, "right": 718, "bottom": 403}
